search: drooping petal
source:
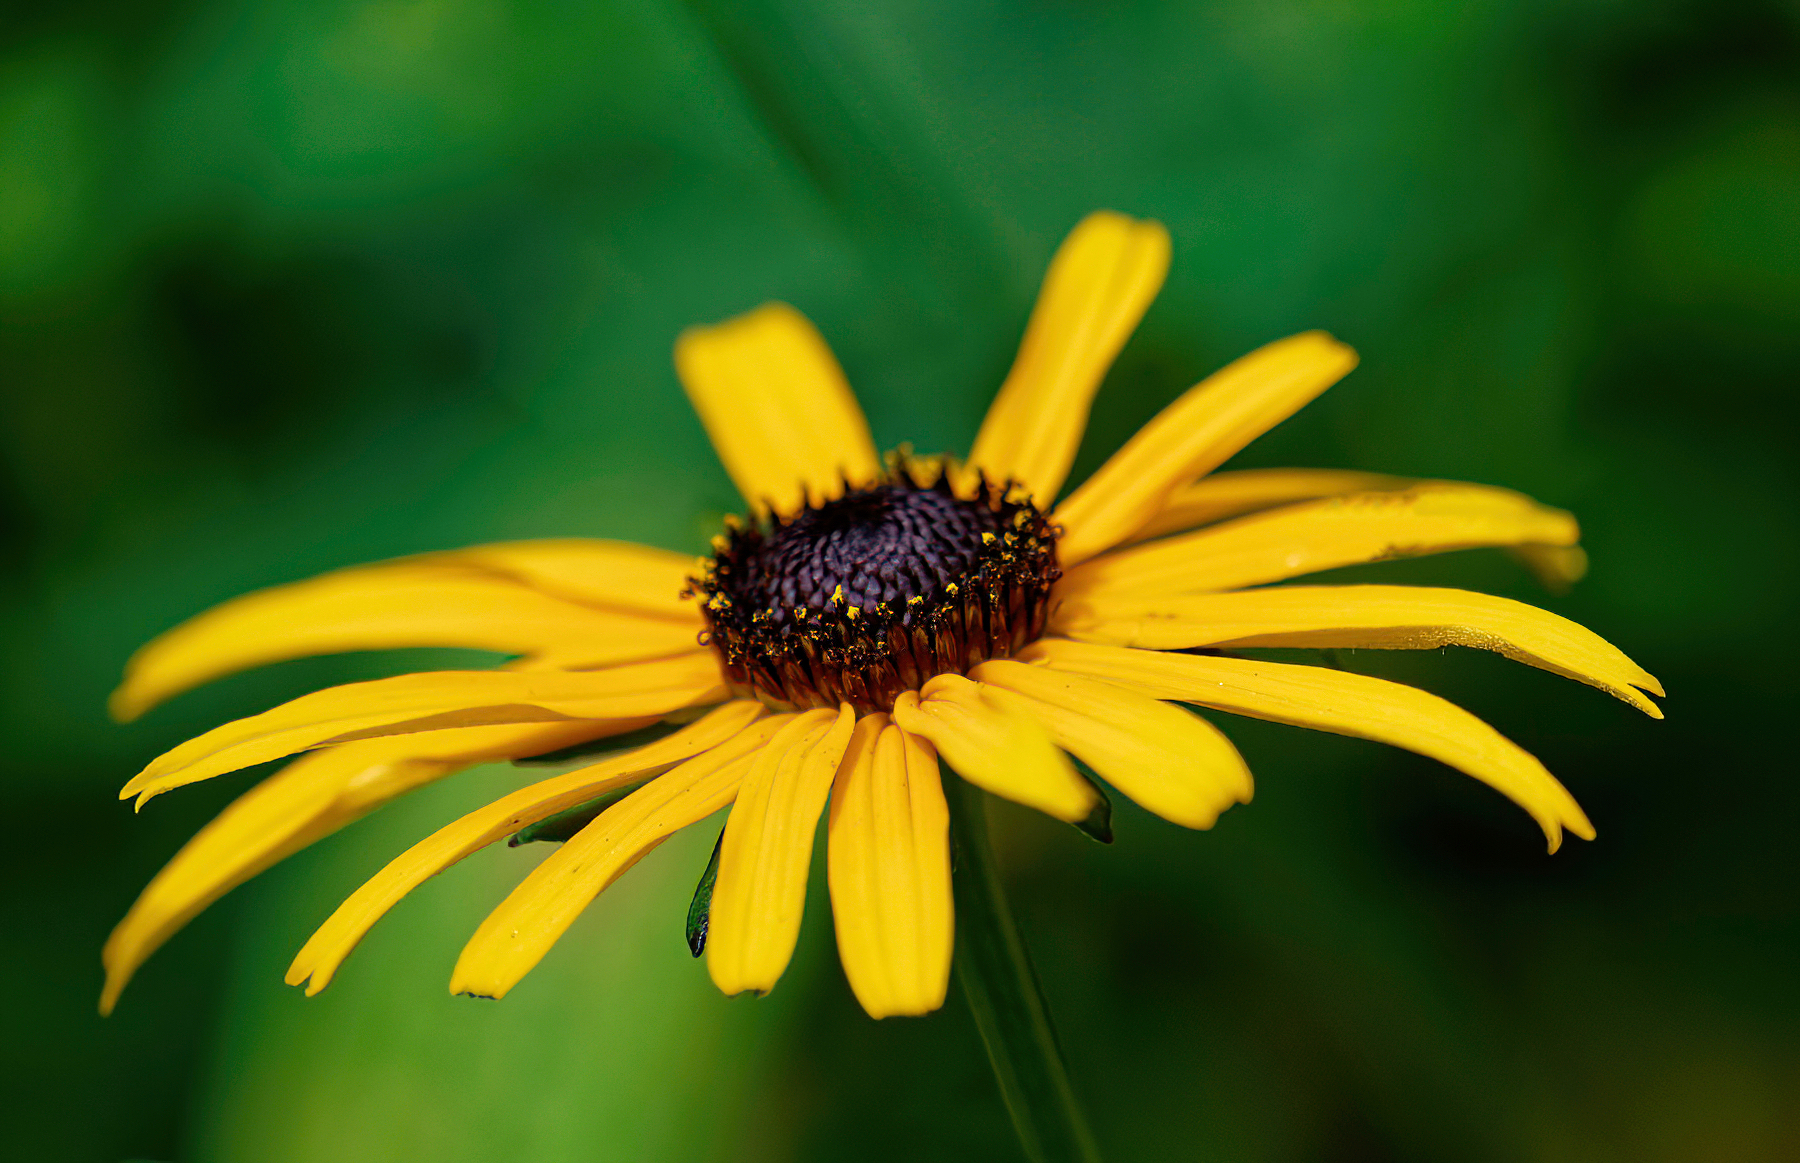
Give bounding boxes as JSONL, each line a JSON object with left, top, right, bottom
{"left": 447, "top": 713, "right": 792, "bottom": 999}
{"left": 1129, "top": 468, "right": 1407, "bottom": 543}
{"left": 890, "top": 676, "right": 1098, "bottom": 825}
{"left": 1125, "top": 471, "right": 1595, "bottom": 594}
{"left": 120, "top": 652, "right": 728, "bottom": 806}
{"left": 675, "top": 302, "right": 881, "bottom": 517}
{"left": 100, "top": 717, "right": 638, "bottom": 1014}
{"left": 827, "top": 714, "right": 952, "bottom": 1019}
{"left": 1053, "top": 584, "right": 1664, "bottom": 716}
{"left": 707, "top": 705, "right": 857, "bottom": 998}
{"left": 111, "top": 565, "right": 704, "bottom": 722}
{"left": 443, "top": 539, "right": 703, "bottom": 621}
{"left": 968, "top": 212, "right": 1171, "bottom": 507}
{"left": 1054, "top": 332, "right": 1361, "bottom": 564}
{"left": 285, "top": 701, "right": 767, "bottom": 996}
{"left": 973, "top": 659, "right": 1252, "bottom": 829}
{"left": 1058, "top": 484, "right": 1581, "bottom": 605}
{"left": 1021, "top": 639, "right": 1593, "bottom": 852}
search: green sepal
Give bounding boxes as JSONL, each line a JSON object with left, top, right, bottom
{"left": 1067, "top": 758, "right": 1114, "bottom": 845}
{"left": 685, "top": 828, "right": 726, "bottom": 957}
{"left": 507, "top": 784, "right": 643, "bottom": 847}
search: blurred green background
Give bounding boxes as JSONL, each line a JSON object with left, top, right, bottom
{"left": 5, "top": 0, "right": 1796, "bottom": 1160}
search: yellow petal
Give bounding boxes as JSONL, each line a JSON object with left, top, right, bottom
{"left": 1130, "top": 468, "right": 1407, "bottom": 543}
{"left": 1059, "top": 483, "right": 1581, "bottom": 605}
{"left": 101, "top": 718, "right": 635, "bottom": 1014}
{"left": 827, "top": 715, "right": 952, "bottom": 1018}
{"left": 111, "top": 564, "right": 704, "bottom": 722}
{"left": 674, "top": 302, "right": 881, "bottom": 518}
{"left": 1054, "top": 333, "right": 1361, "bottom": 564}
{"left": 890, "top": 676, "right": 1097, "bottom": 824}
{"left": 1021, "top": 639, "right": 1593, "bottom": 852}
{"left": 443, "top": 539, "right": 703, "bottom": 621}
{"left": 1513, "top": 543, "right": 1590, "bottom": 591}
{"left": 1131, "top": 473, "right": 1595, "bottom": 593}
{"left": 968, "top": 212, "right": 1171, "bottom": 507}
{"left": 447, "top": 712, "right": 790, "bottom": 1000}
{"left": 973, "top": 659, "right": 1252, "bottom": 829}
{"left": 707, "top": 705, "right": 857, "bottom": 997}
{"left": 285, "top": 701, "right": 767, "bottom": 995}
{"left": 120, "top": 652, "right": 727, "bottom": 806}
{"left": 1054, "top": 584, "right": 1664, "bottom": 716}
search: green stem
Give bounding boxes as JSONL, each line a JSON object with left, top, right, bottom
{"left": 946, "top": 773, "right": 1103, "bottom": 1163}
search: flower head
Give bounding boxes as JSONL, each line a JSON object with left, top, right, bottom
{"left": 694, "top": 457, "right": 1061, "bottom": 711}
{"left": 103, "top": 211, "right": 1661, "bottom": 1020}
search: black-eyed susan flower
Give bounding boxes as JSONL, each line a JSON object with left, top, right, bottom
{"left": 103, "top": 211, "right": 1661, "bottom": 1024}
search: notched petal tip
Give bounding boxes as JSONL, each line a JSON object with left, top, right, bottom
{"left": 449, "top": 963, "right": 510, "bottom": 999}
{"left": 1540, "top": 800, "right": 1597, "bottom": 854}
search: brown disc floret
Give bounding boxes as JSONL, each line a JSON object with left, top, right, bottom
{"left": 691, "top": 457, "right": 1061, "bottom": 711}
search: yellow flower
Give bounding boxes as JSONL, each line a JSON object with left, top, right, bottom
{"left": 102, "top": 211, "right": 1661, "bottom": 1021}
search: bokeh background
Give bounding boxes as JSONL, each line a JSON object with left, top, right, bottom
{"left": 6, "top": 1, "right": 1797, "bottom": 1160}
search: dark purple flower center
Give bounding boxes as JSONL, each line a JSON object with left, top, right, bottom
{"left": 692, "top": 460, "right": 1060, "bottom": 710}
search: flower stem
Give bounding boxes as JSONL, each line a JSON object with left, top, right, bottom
{"left": 945, "top": 773, "right": 1104, "bottom": 1163}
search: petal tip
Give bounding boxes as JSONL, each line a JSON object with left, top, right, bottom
{"left": 1290, "top": 329, "right": 1360, "bottom": 371}
{"left": 859, "top": 998, "right": 945, "bottom": 1021}
{"left": 450, "top": 969, "right": 506, "bottom": 1000}
{"left": 108, "top": 686, "right": 144, "bottom": 724}
{"left": 1547, "top": 811, "right": 1597, "bottom": 853}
